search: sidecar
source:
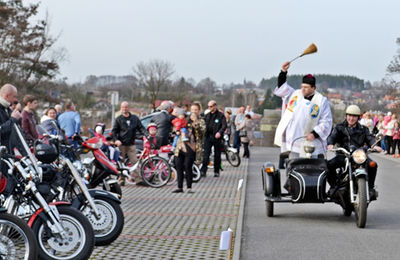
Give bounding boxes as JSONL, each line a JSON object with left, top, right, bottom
{"left": 261, "top": 137, "right": 329, "bottom": 217}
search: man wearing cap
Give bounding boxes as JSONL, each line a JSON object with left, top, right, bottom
{"left": 273, "top": 61, "right": 332, "bottom": 156}
{"left": 327, "top": 105, "right": 382, "bottom": 199}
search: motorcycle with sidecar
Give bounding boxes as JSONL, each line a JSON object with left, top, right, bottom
{"left": 261, "top": 136, "right": 379, "bottom": 228}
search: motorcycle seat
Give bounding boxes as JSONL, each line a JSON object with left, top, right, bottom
{"left": 287, "top": 158, "right": 328, "bottom": 175}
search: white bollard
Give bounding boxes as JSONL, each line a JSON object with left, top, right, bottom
{"left": 220, "top": 228, "right": 233, "bottom": 259}
{"left": 236, "top": 179, "right": 243, "bottom": 206}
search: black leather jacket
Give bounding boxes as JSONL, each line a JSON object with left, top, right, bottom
{"left": 0, "top": 104, "right": 20, "bottom": 151}
{"left": 327, "top": 120, "right": 375, "bottom": 150}
{"left": 204, "top": 110, "right": 227, "bottom": 139}
{"left": 151, "top": 111, "right": 175, "bottom": 146}
{"left": 112, "top": 113, "right": 146, "bottom": 146}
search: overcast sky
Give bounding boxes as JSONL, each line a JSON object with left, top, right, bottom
{"left": 32, "top": 0, "right": 400, "bottom": 85}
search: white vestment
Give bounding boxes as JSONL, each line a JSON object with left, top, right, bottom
{"left": 273, "top": 82, "right": 332, "bottom": 155}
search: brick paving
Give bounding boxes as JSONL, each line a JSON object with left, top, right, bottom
{"left": 90, "top": 158, "right": 248, "bottom": 259}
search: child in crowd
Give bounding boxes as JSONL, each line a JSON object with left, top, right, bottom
{"left": 94, "top": 123, "right": 119, "bottom": 163}
{"left": 392, "top": 121, "right": 400, "bottom": 158}
{"left": 172, "top": 109, "right": 188, "bottom": 148}
{"left": 144, "top": 123, "right": 161, "bottom": 153}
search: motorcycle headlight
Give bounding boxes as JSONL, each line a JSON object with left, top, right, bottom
{"left": 352, "top": 149, "right": 367, "bottom": 164}
{"left": 87, "top": 139, "right": 103, "bottom": 149}
{"left": 72, "top": 160, "right": 83, "bottom": 171}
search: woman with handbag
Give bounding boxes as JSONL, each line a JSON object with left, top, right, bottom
{"left": 238, "top": 114, "right": 253, "bottom": 158}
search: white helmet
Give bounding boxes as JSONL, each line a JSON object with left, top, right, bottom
{"left": 345, "top": 105, "right": 361, "bottom": 116}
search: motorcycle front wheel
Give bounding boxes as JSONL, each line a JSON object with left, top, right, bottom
{"left": 354, "top": 177, "right": 368, "bottom": 228}
{"left": 0, "top": 212, "right": 37, "bottom": 260}
{"left": 32, "top": 205, "right": 95, "bottom": 260}
{"left": 81, "top": 198, "right": 124, "bottom": 246}
{"left": 226, "top": 150, "right": 241, "bottom": 167}
{"left": 141, "top": 156, "right": 172, "bottom": 188}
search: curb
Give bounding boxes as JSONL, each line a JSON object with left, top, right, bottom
{"left": 232, "top": 158, "right": 249, "bottom": 260}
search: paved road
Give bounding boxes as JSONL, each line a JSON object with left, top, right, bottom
{"left": 90, "top": 158, "right": 248, "bottom": 259}
{"left": 241, "top": 147, "right": 400, "bottom": 259}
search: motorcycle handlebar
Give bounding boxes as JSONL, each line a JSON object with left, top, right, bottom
{"left": 329, "top": 147, "right": 351, "bottom": 156}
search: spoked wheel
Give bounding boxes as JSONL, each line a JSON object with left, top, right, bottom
{"left": 141, "top": 156, "right": 172, "bottom": 188}
{"left": 266, "top": 200, "right": 274, "bottom": 217}
{"left": 192, "top": 164, "right": 201, "bottom": 182}
{"left": 0, "top": 212, "right": 37, "bottom": 260}
{"left": 354, "top": 178, "right": 368, "bottom": 228}
{"left": 226, "top": 150, "right": 241, "bottom": 167}
{"left": 32, "top": 205, "right": 95, "bottom": 260}
{"left": 81, "top": 198, "right": 124, "bottom": 246}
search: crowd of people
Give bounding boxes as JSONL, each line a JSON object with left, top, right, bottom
{"left": 0, "top": 83, "right": 255, "bottom": 194}
{"left": 360, "top": 111, "right": 400, "bottom": 157}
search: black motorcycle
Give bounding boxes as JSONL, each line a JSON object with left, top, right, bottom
{"left": 1, "top": 124, "right": 95, "bottom": 259}
{"left": 261, "top": 136, "right": 379, "bottom": 228}
{"left": 36, "top": 126, "right": 124, "bottom": 246}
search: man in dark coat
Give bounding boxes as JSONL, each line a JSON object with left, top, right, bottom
{"left": 112, "top": 101, "right": 147, "bottom": 185}
{"left": 0, "top": 84, "right": 21, "bottom": 196}
{"left": 152, "top": 100, "right": 175, "bottom": 146}
{"left": 200, "top": 100, "right": 227, "bottom": 177}
{"left": 0, "top": 84, "right": 21, "bottom": 151}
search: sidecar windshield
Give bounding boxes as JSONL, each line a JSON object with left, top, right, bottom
{"left": 289, "top": 136, "right": 325, "bottom": 159}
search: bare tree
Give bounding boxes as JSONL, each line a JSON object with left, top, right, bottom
{"left": 0, "top": 1, "right": 65, "bottom": 88}
{"left": 387, "top": 37, "right": 400, "bottom": 75}
{"left": 133, "top": 59, "right": 174, "bottom": 107}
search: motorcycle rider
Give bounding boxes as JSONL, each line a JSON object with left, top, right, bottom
{"left": 327, "top": 105, "right": 382, "bottom": 199}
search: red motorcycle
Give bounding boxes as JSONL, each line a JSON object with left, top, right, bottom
{"left": 63, "top": 136, "right": 123, "bottom": 197}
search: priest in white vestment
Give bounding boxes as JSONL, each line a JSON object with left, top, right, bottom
{"left": 273, "top": 61, "right": 332, "bottom": 156}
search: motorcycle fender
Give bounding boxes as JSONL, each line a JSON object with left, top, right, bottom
{"left": 88, "top": 189, "right": 121, "bottom": 204}
{"left": 27, "top": 201, "right": 71, "bottom": 227}
{"left": 262, "top": 162, "right": 279, "bottom": 197}
{"left": 93, "top": 149, "right": 119, "bottom": 174}
{"left": 354, "top": 168, "right": 367, "bottom": 178}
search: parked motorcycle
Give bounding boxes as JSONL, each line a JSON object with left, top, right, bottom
{"left": 261, "top": 136, "right": 379, "bottom": 228}
{"left": 0, "top": 207, "right": 38, "bottom": 260}
{"left": 34, "top": 129, "right": 124, "bottom": 246}
{"left": 62, "top": 135, "right": 123, "bottom": 197}
{"left": 1, "top": 124, "right": 95, "bottom": 259}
